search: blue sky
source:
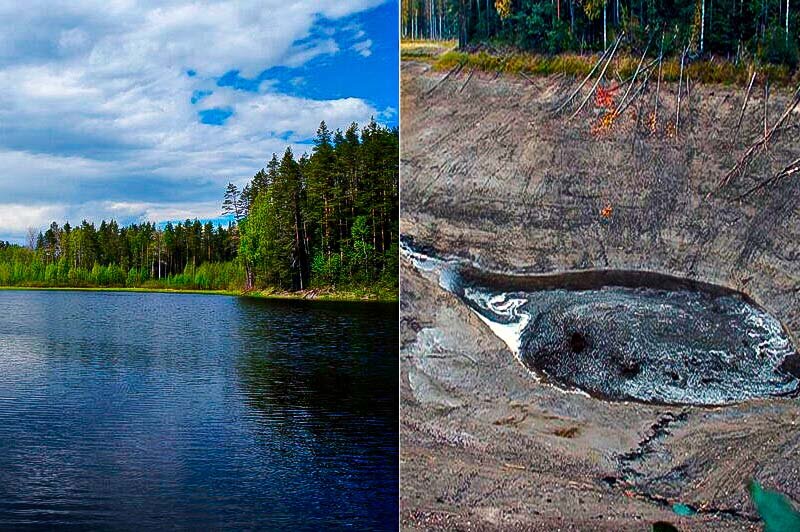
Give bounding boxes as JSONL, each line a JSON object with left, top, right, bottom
{"left": 0, "top": 0, "right": 398, "bottom": 243}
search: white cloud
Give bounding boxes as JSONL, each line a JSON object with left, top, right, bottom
{"left": 0, "top": 199, "right": 227, "bottom": 239}
{"left": 352, "top": 39, "right": 373, "bottom": 57}
{"left": 0, "top": 204, "right": 67, "bottom": 234}
{"left": 0, "top": 0, "right": 390, "bottom": 241}
{"left": 96, "top": 200, "right": 225, "bottom": 223}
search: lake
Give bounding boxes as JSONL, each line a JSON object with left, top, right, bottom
{"left": 0, "top": 290, "right": 398, "bottom": 530}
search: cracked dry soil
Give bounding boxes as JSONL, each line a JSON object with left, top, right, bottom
{"left": 400, "top": 60, "right": 800, "bottom": 530}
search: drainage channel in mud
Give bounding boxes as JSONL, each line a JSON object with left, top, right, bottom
{"left": 402, "top": 236, "right": 800, "bottom": 406}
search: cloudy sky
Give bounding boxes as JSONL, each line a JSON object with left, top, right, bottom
{"left": 0, "top": 0, "right": 398, "bottom": 243}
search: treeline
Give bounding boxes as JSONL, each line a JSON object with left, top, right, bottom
{"left": 0, "top": 220, "right": 242, "bottom": 290}
{"left": 228, "top": 119, "right": 398, "bottom": 292}
{"left": 402, "top": 0, "right": 799, "bottom": 66}
{"left": 0, "top": 119, "right": 399, "bottom": 296}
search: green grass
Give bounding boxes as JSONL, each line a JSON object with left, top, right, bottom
{"left": 0, "top": 285, "right": 397, "bottom": 303}
{"left": 400, "top": 39, "right": 457, "bottom": 62}
{"left": 404, "top": 39, "right": 798, "bottom": 87}
{"left": 247, "top": 285, "right": 398, "bottom": 302}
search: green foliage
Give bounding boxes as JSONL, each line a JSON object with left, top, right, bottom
{"left": 500, "top": 0, "right": 574, "bottom": 53}
{"left": 238, "top": 120, "right": 398, "bottom": 294}
{"left": 510, "top": 1, "right": 553, "bottom": 49}
{"left": 0, "top": 119, "right": 397, "bottom": 299}
{"left": 0, "top": 236, "right": 244, "bottom": 292}
{"left": 311, "top": 252, "right": 343, "bottom": 286}
{"left": 546, "top": 20, "right": 575, "bottom": 54}
{"left": 126, "top": 267, "right": 140, "bottom": 287}
{"left": 404, "top": 0, "right": 800, "bottom": 68}
{"left": 759, "top": 27, "right": 799, "bottom": 68}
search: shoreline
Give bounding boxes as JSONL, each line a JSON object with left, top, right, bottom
{"left": 0, "top": 285, "right": 397, "bottom": 303}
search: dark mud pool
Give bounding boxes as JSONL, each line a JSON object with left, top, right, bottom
{"left": 402, "top": 238, "right": 800, "bottom": 405}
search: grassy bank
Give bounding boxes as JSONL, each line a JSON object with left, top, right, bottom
{"left": 402, "top": 39, "right": 798, "bottom": 87}
{"left": 401, "top": 39, "right": 457, "bottom": 61}
{"left": 0, "top": 285, "right": 397, "bottom": 303}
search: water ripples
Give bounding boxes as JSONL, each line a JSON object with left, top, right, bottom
{"left": 0, "top": 290, "right": 397, "bottom": 530}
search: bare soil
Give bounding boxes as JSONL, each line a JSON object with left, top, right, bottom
{"left": 400, "top": 60, "right": 800, "bottom": 530}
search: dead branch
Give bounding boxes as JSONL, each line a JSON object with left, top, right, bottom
{"left": 568, "top": 33, "right": 624, "bottom": 121}
{"left": 426, "top": 61, "right": 464, "bottom": 96}
{"left": 735, "top": 157, "right": 800, "bottom": 200}
{"left": 712, "top": 85, "right": 800, "bottom": 195}
{"left": 733, "top": 69, "right": 757, "bottom": 143}
{"left": 552, "top": 37, "right": 616, "bottom": 115}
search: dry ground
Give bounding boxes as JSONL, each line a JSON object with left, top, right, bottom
{"left": 400, "top": 60, "right": 800, "bottom": 530}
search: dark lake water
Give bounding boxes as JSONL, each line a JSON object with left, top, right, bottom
{"left": 0, "top": 290, "right": 398, "bottom": 530}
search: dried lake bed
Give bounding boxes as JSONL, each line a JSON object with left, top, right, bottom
{"left": 401, "top": 60, "right": 800, "bottom": 530}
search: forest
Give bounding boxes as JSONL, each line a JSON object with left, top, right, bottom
{"left": 0, "top": 119, "right": 398, "bottom": 298}
{"left": 402, "top": 0, "right": 799, "bottom": 67}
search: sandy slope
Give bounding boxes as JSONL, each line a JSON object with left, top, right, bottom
{"left": 400, "top": 60, "right": 800, "bottom": 530}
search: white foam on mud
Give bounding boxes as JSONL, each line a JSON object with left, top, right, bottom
{"left": 738, "top": 299, "right": 795, "bottom": 364}
{"left": 401, "top": 239, "right": 800, "bottom": 403}
{"left": 400, "top": 239, "right": 460, "bottom": 292}
{"left": 402, "top": 241, "right": 590, "bottom": 396}
{"left": 402, "top": 239, "right": 530, "bottom": 354}
{"left": 462, "top": 287, "right": 529, "bottom": 355}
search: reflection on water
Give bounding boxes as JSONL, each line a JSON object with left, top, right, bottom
{"left": 0, "top": 290, "right": 397, "bottom": 530}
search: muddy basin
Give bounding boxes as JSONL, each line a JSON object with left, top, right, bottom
{"left": 403, "top": 237, "right": 800, "bottom": 406}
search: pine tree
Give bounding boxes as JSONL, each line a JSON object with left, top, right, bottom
{"left": 222, "top": 183, "right": 245, "bottom": 222}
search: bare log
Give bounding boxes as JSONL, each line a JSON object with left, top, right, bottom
{"left": 459, "top": 68, "right": 475, "bottom": 93}
{"left": 712, "top": 85, "right": 800, "bottom": 195}
{"left": 552, "top": 37, "right": 616, "bottom": 115}
{"left": 735, "top": 157, "right": 800, "bottom": 200}
{"left": 733, "top": 69, "right": 757, "bottom": 143}
{"left": 615, "top": 58, "right": 657, "bottom": 117}
{"left": 425, "top": 61, "right": 465, "bottom": 96}
{"left": 676, "top": 45, "right": 687, "bottom": 136}
{"left": 617, "top": 56, "right": 661, "bottom": 86}
{"left": 568, "top": 33, "right": 624, "bottom": 121}
{"left": 519, "top": 71, "right": 537, "bottom": 86}
{"left": 763, "top": 79, "right": 769, "bottom": 140}
{"left": 652, "top": 33, "right": 665, "bottom": 131}
{"left": 616, "top": 37, "right": 652, "bottom": 113}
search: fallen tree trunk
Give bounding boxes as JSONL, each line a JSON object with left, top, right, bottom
{"left": 426, "top": 61, "right": 465, "bottom": 96}
{"left": 735, "top": 156, "right": 800, "bottom": 200}
{"left": 552, "top": 37, "right": 616, "bottom": 115}
{"left": 652, "top": 34, "right": 665, "bottom": 133}
{"left": 616, "top": 37, "right": 652, "bottom": 114}
{"left": 614, "top": 57, "right": 657, "bottom": 117}
{"left": 568, "top": 33, "right": 624, "bottom": 121}
{"left": 676, "top": 45, "right": 687, "bottom": 136}
{"left": 713, "top": 84, "right": 800, "bottom": 195}
{"left": 733, "top": 69, "right": 757, "bottom": 143}
{"left": 459, "top": 68, "right": 475, "bottom": 93}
